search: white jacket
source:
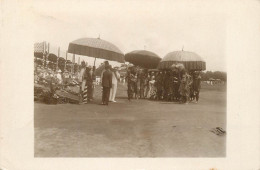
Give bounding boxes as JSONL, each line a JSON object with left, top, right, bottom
{"left": 112, "top": 71, "right": 120, "bottom": 84}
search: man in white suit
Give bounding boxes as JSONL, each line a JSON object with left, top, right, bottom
{"left": 109, "top": 66, "right": 120, "bottom": 102}
{"left": 79, "top": 61, "right": 87, "bottom": 102}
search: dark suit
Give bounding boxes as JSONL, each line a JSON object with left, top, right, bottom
{"left": 102, "top": 69, "right": 112, "bottom": 104}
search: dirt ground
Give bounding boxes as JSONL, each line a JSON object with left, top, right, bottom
{"left": 34, "top": 82, "right": 226, "bottom": 157}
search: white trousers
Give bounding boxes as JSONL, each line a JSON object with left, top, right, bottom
{"left": 81, "top": 80, "right": 86, "bottom": 92}
{"left": 109, "top": 84, "right": 117, "bottom": 101}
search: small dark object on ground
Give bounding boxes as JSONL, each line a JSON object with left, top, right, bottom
{"left": 210, "top": 127, "right": 226, "bottom": 136}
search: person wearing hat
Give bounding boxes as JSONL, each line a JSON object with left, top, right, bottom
{"left": 100, "top": 61, "right": 110, "bottom": 85}
{"left": 81, "top": 66, "right": 93, "bottom": 104}
{"left": 109, "top": 66, "right": 120, "bottom": 102}
{"left": 101, "top": 64, "right": 112, "bottom": 105}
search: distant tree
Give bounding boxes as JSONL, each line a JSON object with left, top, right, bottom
{"left": 200, "top": 71, "right": 227, "bottom": 82}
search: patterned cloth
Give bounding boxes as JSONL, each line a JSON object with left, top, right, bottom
{"left": 149, "top": 80, "right": 157, "bottom": 100}
{"left": 126, "top": 71, "right": 136, "bottom": 100}
{"left": 179, "top": 73, "right": 192, "bottom": 97}
{"left": 139, "top": 73, "right": 147, "bottom": 98}
{"left": 82, "top": 82, "right": 88, "bottom": 104}
{"left": 34, "top": 42, "right": 45, "bottom": 53}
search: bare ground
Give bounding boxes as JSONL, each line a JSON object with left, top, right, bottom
{"left": 34, "top": 83, "right": 226, "bottom": 157}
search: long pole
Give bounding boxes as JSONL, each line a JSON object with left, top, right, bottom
{"left": 94, "top": 57, "right": 96, "bottom": 67}
{"left": 46, "top": 42, "right": 50, "bottom": 69}
{"left": 72, "top": 53, "right": 75, "bottom": 74}
{"left": 43, "top": 41, "right": 46, "bottom": 68}
{"left": 56, "top": 47, "right": 60, "bottom": 71}
{"left": 65, "top": 51, "right": 67, "bottom": 71}
{"left": 78, "top": 57, "right": 80, "bottom": 72}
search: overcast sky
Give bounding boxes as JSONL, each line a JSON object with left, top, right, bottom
{"left": 33, "top": 0, "right": 227, "bottom": 71}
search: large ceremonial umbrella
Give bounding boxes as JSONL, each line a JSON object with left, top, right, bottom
{"left": 34, "top": 52, "right": 43, "bottom": 59}
{"left": 157, "top": 51, "right": 206, "bottom": 71}
{"left": 46, "top": 53, "right": 58, "bottom": 62}
{"left": 125, "top": 50, "right": 161, "bottom": 69}
{"left": 68, "top": 37, "right": 125, "bottom": 66}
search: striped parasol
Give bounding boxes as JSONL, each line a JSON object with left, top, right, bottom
{"left": 158, "top": 51, "right": 206, "bottom": 71}
{"left": 68, "top": 37, "right": 125, "bottom": 65}
{"left": 34, "top": 42, "right": 45, "bottom": 59}
{"left": 125, "top": 50, "right": 161, "bottom": 69}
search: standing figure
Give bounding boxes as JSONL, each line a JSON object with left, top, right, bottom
{"left": 82, "top": 66, "right": 92, "bottom": 104}
{"left": 78, "top": 61, "right": 87, "bottom": 101}
{"left": 155, "top": 71, "right": 164, "bottom": 100}
{"left": 163, "top": 71, "right": 173, "bottom": 101}
{"left": 89, "top": 66, "right": 96, "bottom": 101}
{"left": 139, "top": 70, "right": 147, "bottom": 99}
{"left": 178, "top": 70, "right": 192, "bottom": 104}
{"left": 101, "top": 65, "right": 112, "bottom": 105}
{"left": 109, "top": 67, "right": 120, "bottom": 102}
{"left": 172, "top": 69, "right": 180, "bottom": 101}
{"left": 126, "top": 67, "right": 136, "bottom": 101}
{"left": 192, "top": 71, "right": 201, "bottom": 103}
{"left": 149, "top": 75, "right": 157, "bottom": 100}
{"left": 134, "top": 69, "right": 142, "bottom": 99}
{"left": 162, "top": 71, "right": 168, "bottom": 100}
{"left": 100, "top": 61, "right": 110, "bottom": 83}
{"left": 144, "top": 73, "right": 150, "bottom": 98}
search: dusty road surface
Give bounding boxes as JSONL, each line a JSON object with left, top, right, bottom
{"left": 34, "top": 83, "right": 226, "bottom": 157}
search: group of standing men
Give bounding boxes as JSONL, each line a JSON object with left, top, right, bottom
{"left": 78, "top": 61, "right": 120, "bottom": 105}
{"left": 78, "top": 61, "right": 201, "bottom": 105}
{"left": 126, "top": 66, "right": 201, "bottom": 104}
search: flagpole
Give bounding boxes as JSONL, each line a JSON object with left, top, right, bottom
{"left": 94, "top": 57, "right": 96, "bottom": 67}
{"left": 43, "top": 42, "right": 45, "bottom": 68}
{"left": 57, "top": 47, "right": 60, "bottom": 71}
{"left": 43, "top": 41, "right": 46, "bottom": 68}
{"left": 72, "top": 53, "right": 75, "bottom": 74}
{"left": 47, "top": 42, "right": 50, "bottom": 69}
{"left": 77, "top": 57, "right": 79, "bottom": 73}
{"left": 65, "top": 51, "right": 67, "bottom": 71}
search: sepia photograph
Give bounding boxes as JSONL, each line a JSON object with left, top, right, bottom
{"left": 33, "top": 0, "right": 227, "bottom": 157}
{"left": 1, "top": 0, "right": 260, "bottom": 169}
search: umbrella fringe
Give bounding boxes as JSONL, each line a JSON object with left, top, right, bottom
{"left": 158, "top": 61, "right": 206, "bottom": 71}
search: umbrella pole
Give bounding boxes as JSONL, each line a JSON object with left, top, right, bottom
{"left": 94, "top": 57, "right": 96, "bottom": 67}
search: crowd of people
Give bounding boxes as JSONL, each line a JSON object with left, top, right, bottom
{"left": 34, "top": 61, "right": 96, "bottom": 103}
{"left": 34, "top": 60, "right": 202, "bottom": 105}
{"left": 126, "top": 65, "right": 201, "bottom": 104}
{"left": 34, "top": 65, "right": 83, "bottom": 90}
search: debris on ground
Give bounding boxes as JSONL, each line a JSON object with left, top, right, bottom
{"left": 210, "top": 127, "right": 226, "bottom": 136}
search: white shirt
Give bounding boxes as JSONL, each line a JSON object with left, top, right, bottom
{"left": 57, "top": 73, "right": 62, "bottom": 81}
{"left": 78, "top": 68, "right": 85, "bottom": 82}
